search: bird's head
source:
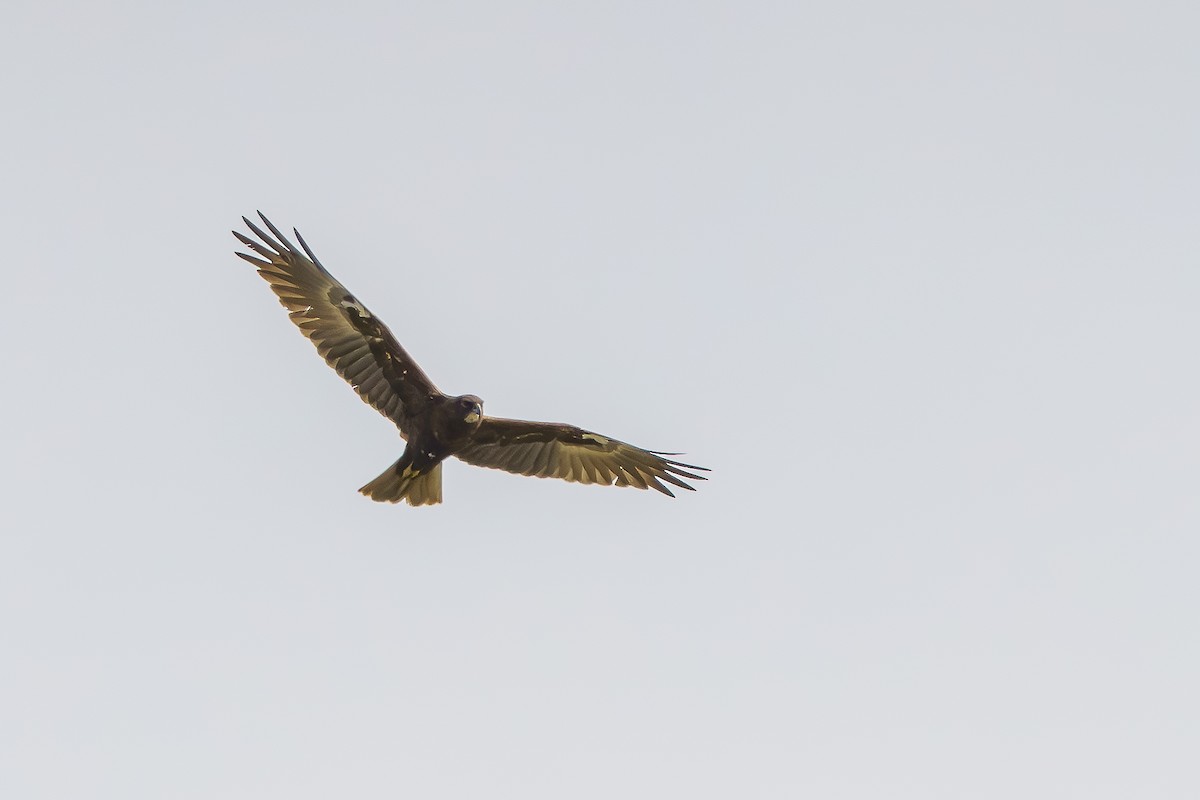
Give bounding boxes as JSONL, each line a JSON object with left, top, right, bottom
{"left": 457, "top": 394, "right": 484, "bottom": 426}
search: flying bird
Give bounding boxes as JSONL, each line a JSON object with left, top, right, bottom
{"left": 233, "top": 213, "right": 707, "bottom": 506}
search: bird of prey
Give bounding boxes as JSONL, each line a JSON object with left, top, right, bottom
{"left": 233, "top": 213, "right": 707, "bottom": 506}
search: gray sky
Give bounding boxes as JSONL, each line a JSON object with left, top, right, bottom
{"left": 3, "top": 1, "right": 1198, "bottom": 797}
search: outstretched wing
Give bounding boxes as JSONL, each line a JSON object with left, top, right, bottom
{"left": 455, "top": 417, "right": 708, "bottom": 496}
{"left": 234, "top": 212, "right": 439, "bottom": 434}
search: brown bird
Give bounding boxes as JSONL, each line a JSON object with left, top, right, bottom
{"left": 234, "top": 213, "right": 707, "bottom": 506}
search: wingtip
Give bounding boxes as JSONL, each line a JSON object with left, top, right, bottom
{"left": 645, "top": 479, "right": 678, "bottom": 498}
{"left": 650, "top": 450, "right": 711, "bottom": 472}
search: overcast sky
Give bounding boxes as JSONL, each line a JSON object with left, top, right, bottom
{"left": 3, "top": 1, "right": 1198, "bottom": 797}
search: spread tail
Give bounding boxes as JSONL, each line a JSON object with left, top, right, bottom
{"left": 359, "top": 458, "right": 443, "bottom": 506}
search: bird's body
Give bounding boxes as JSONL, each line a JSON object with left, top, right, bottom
{"left": 234, "top": 213, "right": 706, "bottom": 506}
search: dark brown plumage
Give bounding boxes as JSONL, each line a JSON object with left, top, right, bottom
{"left": 234, "top": 213, "right": 707, "bottom": 506}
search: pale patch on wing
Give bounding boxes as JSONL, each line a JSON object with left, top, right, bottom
{"left": 339, "top": 297, "right": 371, "bottom": 317}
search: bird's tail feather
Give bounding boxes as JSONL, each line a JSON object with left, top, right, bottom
{"left": 359, "top": 459, "right": 443, "bottom": 506}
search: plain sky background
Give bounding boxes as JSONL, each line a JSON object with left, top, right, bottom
{"left": 2, "top": 1, "right": 1198, "bottom": 797}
